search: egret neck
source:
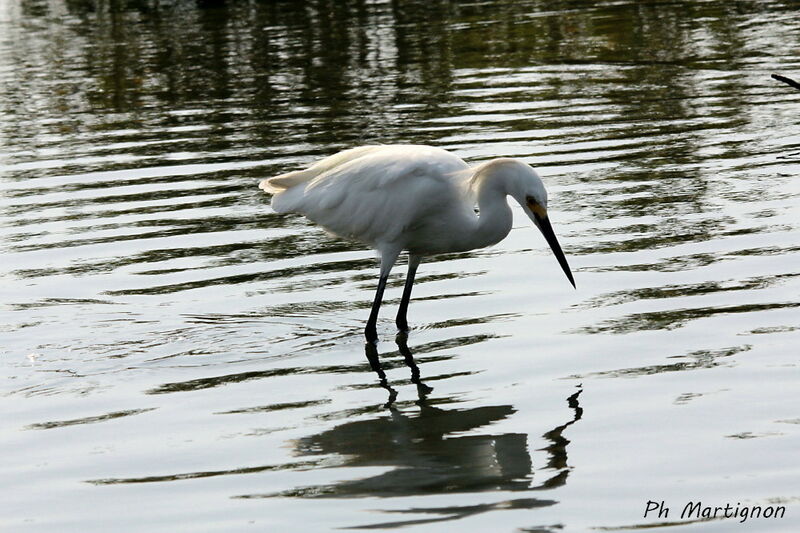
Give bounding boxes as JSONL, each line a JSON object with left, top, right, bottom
{"left": 468, "top": 168, "right": 515, "bottom": 251}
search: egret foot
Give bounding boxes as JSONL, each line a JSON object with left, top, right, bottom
{"left": 395, "top": 318, "right": 409, "bottom": 334}
{"left": 395, "top": 329, "right": 409, "bottom": 343}
{"left": 365, "top": 324, "right": 378, "bottom": 345}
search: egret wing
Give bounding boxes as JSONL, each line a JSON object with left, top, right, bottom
{"left": 270, "top": 146, "right": 469, "bottom": 247}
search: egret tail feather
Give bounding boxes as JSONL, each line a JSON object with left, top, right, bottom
{"left": 259, "top": 145, "right": 384, "bottom": 194}
{"left": 259, "top": 171, "right": 312, "bottom": 193}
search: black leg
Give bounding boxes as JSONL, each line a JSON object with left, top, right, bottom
{"left": 395, "top": 256, "right": 420, "bottom": 333}
{"left": 365, "top": 274, "right": 388, "bottom": 344}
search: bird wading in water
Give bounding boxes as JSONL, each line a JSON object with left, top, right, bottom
{"left": 260, "top": 145, "right": 575, "bottom": 344}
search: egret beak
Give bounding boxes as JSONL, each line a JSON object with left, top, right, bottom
{"left": 529, "top": 205, "right": 575, "bottom": 288}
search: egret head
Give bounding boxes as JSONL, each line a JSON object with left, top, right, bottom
{"left": 507, "top": 162, "right": 576, "bottom": 289}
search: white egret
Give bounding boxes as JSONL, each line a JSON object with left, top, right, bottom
{"left": 259, "top": 145, "right": 574, "bottom": 343}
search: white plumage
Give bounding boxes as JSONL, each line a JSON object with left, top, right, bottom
{"left": 259, "top": 144, "right": 574, "bottom": 343}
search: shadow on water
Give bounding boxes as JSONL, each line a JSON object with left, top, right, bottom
{"left": 232, "top": 339, "right": 583, "bottom": 529}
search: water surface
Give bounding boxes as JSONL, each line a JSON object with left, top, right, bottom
{"left": 2, "top": 0, "right": 799, "bottom": 531}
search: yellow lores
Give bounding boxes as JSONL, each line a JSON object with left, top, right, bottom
{"left": 528, "top": 199, "right": 548, "bottom": 220}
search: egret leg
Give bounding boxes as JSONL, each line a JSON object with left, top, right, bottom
{"left": 395, "top": 255, "right": 421, "bottom": 333}
{"left": 365, "top": 250, "right": 400, "bottom": 344}
{"left": 365, "top": 275, "right": 388, "bottom": 344}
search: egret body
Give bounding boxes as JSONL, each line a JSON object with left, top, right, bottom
{"left": 260, "top": 145, "right": 574, "bottom": 343}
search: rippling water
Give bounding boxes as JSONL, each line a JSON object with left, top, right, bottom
{"left": 2, "top": 0, "right": 799, "bottom": 531}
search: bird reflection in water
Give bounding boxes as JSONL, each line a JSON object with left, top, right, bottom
{"left": 254, "top": 339, "right": 583, "bottom": 528}
{"left": 364, "top": 334, "right": 434, "bottom": 407}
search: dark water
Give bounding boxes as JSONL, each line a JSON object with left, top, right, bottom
{"left": 2, "top": 0, "right": 799, "bottom": 531}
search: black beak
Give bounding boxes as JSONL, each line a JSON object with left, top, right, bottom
{"left": 534, "top": 213, "right": 575, "bottom": 288}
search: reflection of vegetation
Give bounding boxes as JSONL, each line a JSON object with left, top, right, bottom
{"left": 5, "top": 0, "right": 789, "bottom": 153}
{"left": 216, "top": 399, "right": 331, "bottom": 415}
{"left": 579, "top": 301, "right": 800, "bottom": 334}
{"left": 575, "top": 272, "right": 800, "bottom": 309}
{"left": 568, "top": 345, "right": 750, "bottom": 379}
{"left": 86, "top": 458, "right": 323, "bottom": 485}
{"left": 26, "top": 407, "right": 155, "bottom": 430}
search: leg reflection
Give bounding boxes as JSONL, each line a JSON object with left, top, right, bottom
{"left": 364, "top": 342, "right": 397, "bottom": 407}
{"left": 396, "top": 332, "right": 434, "bottom": 400}
{"left": 364, "top": 335, "right": 433, "bottom": 406}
